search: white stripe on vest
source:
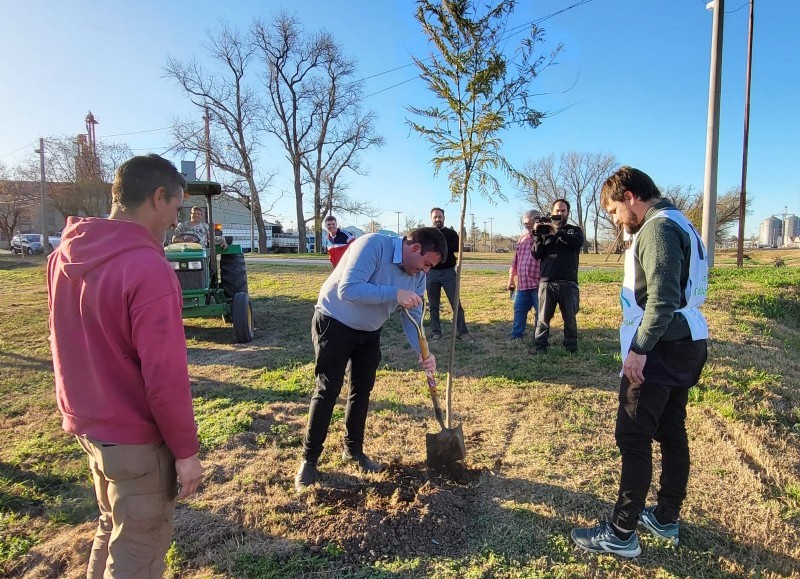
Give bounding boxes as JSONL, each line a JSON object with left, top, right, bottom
{"left": 618, "top": 209, "right": 708, "bottom": 370}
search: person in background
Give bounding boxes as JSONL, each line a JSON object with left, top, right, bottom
{"left": 571, "top": 166, "right": 708, "bottom": 557}
{"left": 323, "top": 215, "right": 355, "bottom": 268}
{"left": 174, "top": 205, "right": 227, "bottom": 249}
{"left": 532, "top": 199, "right": 584, "bottom": 354}
{"left": 507, "top": 209, "right": 542, "bottom": 341}
{"left": 47, "top": 154, "right": 203, "bottom": 577}
{"left": 295, "top": 228, "right": 446, "bottom": 492}
{"left": 174, "top": 206, "right": 209, "bottom": 245}
{"left": 427, "top": 207, "right": 470, "bottom": 341}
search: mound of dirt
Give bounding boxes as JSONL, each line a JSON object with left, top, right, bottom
{"left": 294, "top": 461, "right": 483, "bottom": 562}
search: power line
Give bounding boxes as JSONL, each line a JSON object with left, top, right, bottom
{"left": 2, "top": 1, "right": 594, "bottom": 158}
{"left": 353, "top": 0, "right": 596, "bottom": 95}
{"left": 98, "top": 126, "right": 173, "bottom": 138}
{"left": 0, "top": 140, "right": 38, "bottom": 160}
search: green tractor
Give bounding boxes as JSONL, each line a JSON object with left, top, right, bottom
{"left": 165, "top": 180, "right": 254, "bottom": 343}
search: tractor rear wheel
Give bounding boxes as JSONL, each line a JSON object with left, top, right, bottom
{"left": 232, "top": 292, "right": 254, "bottom": 343}
{"left": 220, "top": 253, "right": 248, "bottom": 299}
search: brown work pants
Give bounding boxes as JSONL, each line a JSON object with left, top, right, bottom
{"left": 77, "top": 436, "right": 177, "bottom": 579}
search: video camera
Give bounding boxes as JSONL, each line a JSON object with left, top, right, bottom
{"left": 533, "top": 213, "right": 563, "bottom": 235}
{"left": 534, "top": 214, "right": 563, "bottom": 225}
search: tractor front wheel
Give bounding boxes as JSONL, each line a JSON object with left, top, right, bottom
{"left": 232, "top": 292, "right": 254, "bottom": 343}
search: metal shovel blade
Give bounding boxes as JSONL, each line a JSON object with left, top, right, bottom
{"left": 402, "top": 306, "right": 467, "bottom": 469}
{"left": 425, "top": 423, "right": 466, "bottom": 469}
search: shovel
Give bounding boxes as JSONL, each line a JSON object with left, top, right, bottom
{"left": 403, "top": 307, "right": 467, "bottom": 469}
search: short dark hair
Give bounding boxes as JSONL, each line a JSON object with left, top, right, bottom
{"left": 111, "top": 154, "right": 186, "bottom": 211}
{"left": 406, "top": 227, "right": 448, "bottom": 263}
{"left": 325, "top": 215, "right": 337, "bottom": 223}
{"left": 601, "top": 166, "right": 662, "bottom": 207}
{"left": 552, "top": 198, "right": 570, "bottom": 214}
{"left": 430, "top": 207, "right": 444, "bottom": 216}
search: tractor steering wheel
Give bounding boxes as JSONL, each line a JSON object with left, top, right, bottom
{"left": 172, "top": 231, "right": 203, "bottom": 244}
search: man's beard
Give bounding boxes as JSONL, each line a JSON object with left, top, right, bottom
{"left": 625, "top": 218, "right": 643, "bottom": 235}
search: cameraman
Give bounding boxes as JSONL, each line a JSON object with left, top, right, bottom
{"left": 531, "top": 199, "right": 584, "bottom": 354}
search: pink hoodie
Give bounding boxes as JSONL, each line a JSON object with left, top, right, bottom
{"left": 47, "top": 217, "right": 200, "bottom": 459}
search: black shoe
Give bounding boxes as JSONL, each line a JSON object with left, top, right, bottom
{"left": 456, "top": 333, "right": 474, "bottom": 343}
{"left": 430, "top": 332, "right": 442, "bottom": 341}
{"left": 534, "top": 348, "right": 547, "bottom": 355}
{"left": 294, "top": 460, "right": 319, "bottom": 492}
{"left": 342, "top": 450, "right": 383, "bottom": 473}
{"left": 565, "top": 347, "right": 578, "bottom": 354}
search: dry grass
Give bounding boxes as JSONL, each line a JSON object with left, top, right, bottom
{"left": 1, "top": 250, "right": 799, "bottom": 578}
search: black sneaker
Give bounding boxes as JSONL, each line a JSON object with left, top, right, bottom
{"left": 457, "top": 333, "right": 474, "bottom": 343}
{"left": 342, "top": 450, "right": 383, "bottom": 473}
{"left": 430, "top": 332, "right": 442, "bottom": 341}
{"left": 294, "top": 460, "right": 319, "bottom": 492}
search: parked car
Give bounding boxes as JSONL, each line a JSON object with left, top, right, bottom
{"left": 11, "top": 234, "right": 46, "bottom": 255}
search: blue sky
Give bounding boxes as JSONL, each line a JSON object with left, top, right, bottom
{"left": 1, "top": 0, "right": 797, "bottom": 239}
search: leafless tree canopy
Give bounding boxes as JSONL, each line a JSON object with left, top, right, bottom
{"left": 519, "top": 151, "right": 616, "bottom": 253}
{"left": 13, "top": 137, "right": 130, "bottom": 219}
{"left": 0, "top": 163, "right": 35, "bottom": 243}
{"left": 666, "top": 185, "right": 750, "bottom": 241}
{"left": 165, "top": 24, "right": 277, "bottom": 252}
{"left": 252, "top": 13, "right": 383, "bottom": 252}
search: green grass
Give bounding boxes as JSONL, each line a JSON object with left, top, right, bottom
{"left": 232, "top": 552, "right": 331, "bottom": 578}
{"left": 2, "top": 253, "right": 800, "bottom": 578}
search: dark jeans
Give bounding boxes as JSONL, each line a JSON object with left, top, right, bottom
{"left": 534, "top": 281, "right": 579, "bottom": 351}
{"left": 426, "top": 267, "right": 468, "bottom": 336}
{"left": 511, "top": 288, "right": 539, "bottom": 338}
{"left": 612, "top": 378, "right": 690, "bottom": 531}
{"left": 302, "top": 311, "right": 382, "bottom": 463}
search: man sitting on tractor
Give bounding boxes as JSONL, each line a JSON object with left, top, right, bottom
{"left": 174, "top": 206, "right": 227, "bottom": 249}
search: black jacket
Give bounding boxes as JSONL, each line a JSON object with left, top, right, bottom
{"left": 433, "top": 226, "right": 459, "bottom": 269}
{"left": 531, "top": 223, "right": 584, "bottom": 283}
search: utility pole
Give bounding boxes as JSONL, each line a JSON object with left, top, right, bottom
{"left": 250, "top": 190, "right": 255, "bottom": 253}
{"left": 395, "top": 211, "right": 401, "bottom": 236}
{"left": 35, "top": 138, "right": 48, "bottom": 256}
{"left": 489, "top": 218, "right": 494, "bottom": 253}
{"left": 702, "top": 0, "right": 724, "bottom": 267}
{"left": 483, "top": 221, "right": 487, "bottom": 252}
{"left": 204, "top": 107, "right": 212, "bottom": 181}
{"left": 736, "top": 0, "right": 754, "bottom": 268}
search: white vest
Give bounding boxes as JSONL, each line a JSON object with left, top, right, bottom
{"left": 619, "top": 209, "right": 709, "bottom": 366}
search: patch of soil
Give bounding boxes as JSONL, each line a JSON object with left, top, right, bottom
{"left": 294, "top": 460, "right": 483, "bottom": 562}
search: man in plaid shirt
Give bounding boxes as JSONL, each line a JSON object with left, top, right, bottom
{"left": 507, "top": 209, "right": 542, "bottom": 340}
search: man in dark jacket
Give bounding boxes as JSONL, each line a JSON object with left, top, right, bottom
{"left": 426, "top": 207, "right": 470, "bottom": 341}
{"left": 531, "top": 199, "right": 584, "bottom": 353}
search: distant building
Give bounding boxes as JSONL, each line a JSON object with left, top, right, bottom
{"left": 786, "top": 215, "right": 800, "bottom": 241}
{"left": 759, "top": 216, "right": 783, "bottom": 247}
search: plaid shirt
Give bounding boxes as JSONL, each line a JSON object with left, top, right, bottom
{"left": 510, "top": 232, "right": 541, "bottom": 290}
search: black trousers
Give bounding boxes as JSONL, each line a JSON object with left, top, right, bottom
{"left": 612, "top": 338, "right": 707, "bottom": 530}
{"left": 534, "top": 281, "right": 579, "bottom": 351}
{"left": 426, "top": 267, "right": 468, "bottom": 336}
{"left": 612, "top": 379, "right": 691, "bottom": 531}
{"left": 302, "top": 311, "right": 382, "bottom": 463}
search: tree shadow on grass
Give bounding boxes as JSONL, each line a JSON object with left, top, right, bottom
{"left": 183, "top": 294, "right": 316, "bottom": 350}
{"left": 0, "top": 460, "right": 95, "bottom": 523}
{"left": 0, "top": 351, "right": 53, "bottom": 374}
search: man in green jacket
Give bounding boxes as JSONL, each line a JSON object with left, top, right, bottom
{"left": 571, "top": 166, "right": 708, "bottom": 557}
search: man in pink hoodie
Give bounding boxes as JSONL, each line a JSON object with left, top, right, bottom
{"left": 47, "top": 154, "right": 203, "bottom": 578}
